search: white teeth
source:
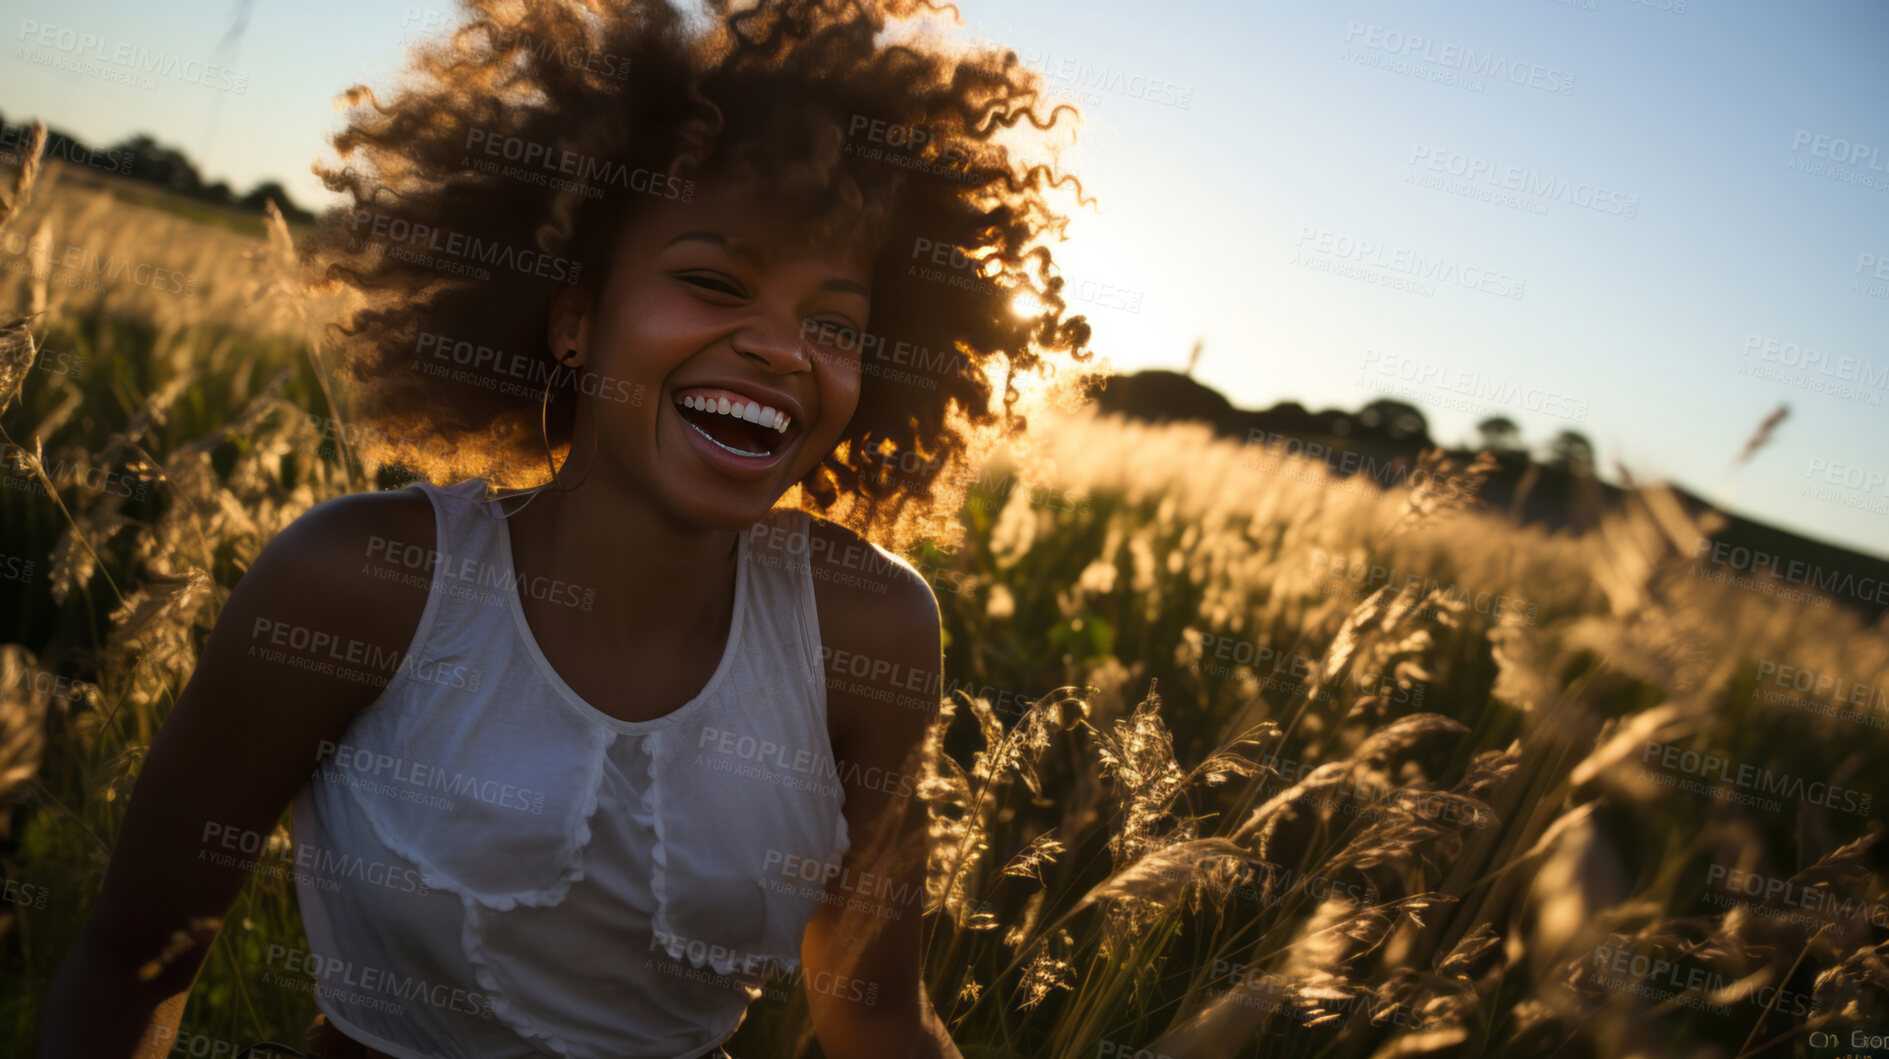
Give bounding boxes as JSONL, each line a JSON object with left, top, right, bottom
{"left": 675, "top": 391, "right": 795, "bottom": 436}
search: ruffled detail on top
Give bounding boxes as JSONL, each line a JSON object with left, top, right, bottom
{"left": 444, "top": 730, "right": 615, "bottom": 1055}
{"left": 645, "top": 725, "right": 793, "bottom": 979}
{"left": 340, "top": 726, "right": 615, "bottom": 914}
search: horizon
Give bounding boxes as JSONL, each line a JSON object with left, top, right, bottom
{"left": 3, "top": 0, "right": 1884, "bottom": 559}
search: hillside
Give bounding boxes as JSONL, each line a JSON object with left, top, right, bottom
{"left": 1084, "top": 369, "right": 1889, "bottom": 619}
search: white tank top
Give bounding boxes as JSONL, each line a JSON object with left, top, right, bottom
{"left": 289, "top": 479, "right": 851, "bottom": 1058}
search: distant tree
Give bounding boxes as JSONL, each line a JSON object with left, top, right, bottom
{"left": 1357, "top": 398, "right": 1430, "bottom": 443}
{"left": 1477, "top": 415, "right": 1522, "bottom": 452}
{"left": 112, "top": 134, "right": 207, "bottom": 197}
{"left": 238, "top": 181, "right": 314, "bottom": 223}
{"left": 1545, "top": 430, "right": 1596, "bottom": 476}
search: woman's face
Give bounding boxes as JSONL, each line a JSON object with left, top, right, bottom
{"left": 556, "top": 179, "right": 874, "bottom": 530}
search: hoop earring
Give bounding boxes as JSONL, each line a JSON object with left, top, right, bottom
{"left": 494, "top": 348, "right": 600, "bottom": 519}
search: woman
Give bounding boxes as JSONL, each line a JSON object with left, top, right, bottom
{"left": 38, "top": 0, "right": 1092, "bottom": 1055}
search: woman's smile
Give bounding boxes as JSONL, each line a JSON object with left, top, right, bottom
{"left": 666, "top": 383, "right": 802, "bottom": 480}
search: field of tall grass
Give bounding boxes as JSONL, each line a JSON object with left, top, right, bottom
{"left": 3, "top": 136, "right": 1886, "bottom": 1059}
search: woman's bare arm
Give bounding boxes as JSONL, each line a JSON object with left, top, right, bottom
{"left": 36, "top": 489, "right": 436, "bottom": 1059}
{"left": 802, "top": 522, "right": 963, "bottom": 1059}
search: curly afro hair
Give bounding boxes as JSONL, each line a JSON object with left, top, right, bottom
{"left": 306, "top": 0, "right": 1099, "bottom": 553}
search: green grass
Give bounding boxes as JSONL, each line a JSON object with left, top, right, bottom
{"left": 3, "top": 190, "right": 1886, "bottom": 1059}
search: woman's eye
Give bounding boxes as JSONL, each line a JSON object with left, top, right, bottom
{"left": 678, "top": 273, "right": 744, "bottom": 297}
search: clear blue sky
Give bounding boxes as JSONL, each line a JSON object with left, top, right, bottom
{"left": 5, "top": 0, "right": 1886, "bottom": 557}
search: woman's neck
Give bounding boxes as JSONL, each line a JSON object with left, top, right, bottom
{"left": 502, "top": 470, "right": 745, "bottom": 649}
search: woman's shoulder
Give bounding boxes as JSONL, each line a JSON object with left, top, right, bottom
{"left": 804, "top": 514, "right": 941, "bottom": 708}
{"left": 241, "top": 484, "right": 443, "bottom": 656}
{"left": 803, "top": 516, "right": 941, "bottom": 781}
{"left": 803, "top": 515, "right": 937, "bottom": 618}
{"left": 274, "top": 484, "right": 441, "bottom": 572}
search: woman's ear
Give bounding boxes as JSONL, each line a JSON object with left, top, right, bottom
{"left": 546, "top": 284, "right": 592, "bottom": 369}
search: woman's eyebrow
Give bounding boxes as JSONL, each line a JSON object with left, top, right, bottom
{"left": 664, "top": 230, "right": 759, "bottom": 265}
{"left": 821, "top": 278, "right": 870, "bottom": 297}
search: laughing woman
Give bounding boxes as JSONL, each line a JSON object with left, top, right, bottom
{"left": 37, "top": 0, "right": 1093, "bottom": 1056}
